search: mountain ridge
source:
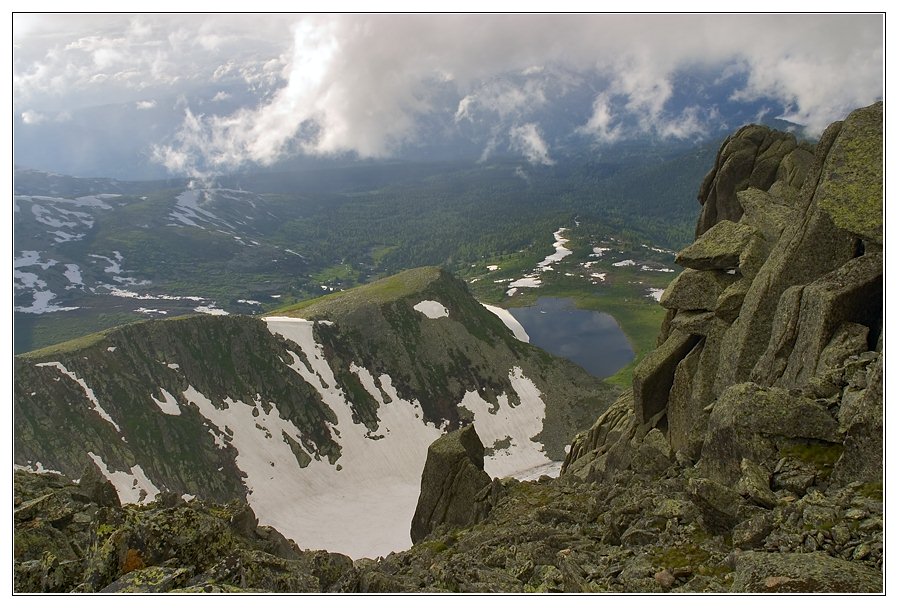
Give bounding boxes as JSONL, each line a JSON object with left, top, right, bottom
{"left": 14, "top": 265, "right": 618, "bottom": 560}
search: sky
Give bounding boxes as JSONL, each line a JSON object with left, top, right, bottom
{"left": 11, "top": 12, "right": 884, "bottom": 178}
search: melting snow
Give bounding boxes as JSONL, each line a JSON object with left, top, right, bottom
{"left": 136, "top": 308, "right": 167, "bottom": 315}
{"left": 15, "top": 462, "right": 63, "bottom": 475}
{"left": 487, "top": 265, "right": 500, "bottom": 271}
{"left": 413, "top": 300, "right": 449, "bottom": 319}
{"left": 458, "top": 367, "right": 552, "bottom": 478}
{"left": 481, "top": 303, "right": 530, "bottom": 342}
{"left": 537, "top": 228, "right": 573, "bottom": 269}
{"left": 641, "top": 265, "right": 675, "bottom": 273}
{"left": 647, "top": 288, "right": 665, "bottom": 302}
{"left": 63, "top": 264, "right": 84, "bottom": 287}
{"left": 50, "top": 230, "right": 86, "bottom": 243}
{"left": 15, "top": 288, "right": 79, "bottom": 314}
{"left": 15, "top": 251, "right": 56, "bottom": 270}
{"left": 88, "top": 452, "right": 160, "bottom": 505}
{"left": 612, "top": 259, "right": 637, "bottom": 267}
{"left": 238, "top": 299, "right": 262, "bottom": 305}
{"left": 590, "top": 246, "right": 611, "bottom": 257}
{"left": 151, "top": 388, "right": 181, "bottom": 415}
{"left": 35, "top": 362, "right": 121, "bottom": 432}
{"left": 107, "top": 346, "right": 116, "bottom": 352}
{"left": 509, "top": 276, "right": 542, "bottom": 289}
{"left": 195, "top": 305, "right": 229, "bottom": 315}
{"left": 179, "top": 316, "right": 447, "bottom": 559}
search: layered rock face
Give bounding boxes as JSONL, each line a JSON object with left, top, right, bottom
{"left": 560, "top": 102, "right": 883, "bottom": 591}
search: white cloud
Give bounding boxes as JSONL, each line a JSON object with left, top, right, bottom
{"left": 135, "top": 100, "right": 157, "bottom": 110}
{"left": 20, "top": 110, "right": 45, "bottom": 125}
{"left": 454, "top": 79, "right": 547, "bottom": 122}
{"left": 14, "top": 14, "right": 883, "bottom": 173}
{"left": 579, "top": 93, "right": 623, "bottom": 143}
{"left": 509, "top": 123, "right": 554, "bottom": 166}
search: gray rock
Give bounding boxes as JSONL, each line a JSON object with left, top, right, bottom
{"left": 99, "top": 566, "right": 193, "bottom": 593}
{"left": 700, "top": 383, "right": 840, "bottom": 485}
{"left": 668, "top": 311, "right": 717, "bottom": 336}
{"left": 633, "top": 331, "right": 701, "bottom": 425}
{"left": 831, "top": 355, "right": 883, "bottom": 486}
{"left": 659, "top": 269, "right": 737, "bottom": 311}
{"left": 696, "top": 125, "right": 802, "bottom": 236}
{"left": 714, "top": 277, "right": 752, "bottom": 323}
{"left": 687, "top": 477, "right": 744, "bottom": 533}
{"left": 675, "top": 220, "right": 756, "bottom": 271}
{"left": 815, "top": 322, "right": 870, "bottom": 377}
{"left": 714, "top": 105, "right": 881, "bottom": 393}
{"left": 410, "top": 425, "right": 492, "bottom": 544}
{"left": 754, "top": 253, "right": 882, "bottom": 389}
{"left": 732, "top": 513, "right": 774, "bottom": 549}
{"left": 76, "top": 463, "right": 121, "bottom": 509}
{"left": 736, "top": 188, "right": 797, "bottom": 244}
{"left": 731, "top": 551, "right": 882, "bottom": 592}
{"left": 666, "top": 340, "right": 704, "bottom": 456}
{"left": 735, "top": 459, "right": 776, "bottom": 509}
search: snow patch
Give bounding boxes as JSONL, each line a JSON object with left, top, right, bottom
{"left": 195, "top": 305, "right": 229, "bottom": 315}
{"left": 413, "top": 300, "right": 449, "bottom": 319}
{"left": 536, "top": 228, "right": 573, "bottom": 269}
{"left": 487, "top": 265, "right": 500, "bottom": 271}
{"left": 647, "top": 288, "right": 665, "bottom": 302}
{"left": 151, "top": 388, "right": 181, "bottom": 415}
{"left": 35, "top": 362, "right": 121, "bottom": 432}
{"left": 15, "top": 286, "right": 79, "bottom": 314}
{"left": 88, "top": 452, "right": 160, "bottom": 505}
{"left": 15, "top": 251, "right": 57, "bottom": 270}
{"left": 107, "top": 346, "right": 116, "bottom": 352}
{"left": 63, "top": 264, "right": 84, "bottom": 287}
{"left": 136, "top": 308, "right": 167, "bottom": 315}
{"left": 508, "top": 276, "right": 542, "bottom": 289}
{"left": 458, "top": 367, "right": 552, "bottom": 478}
{"left": 481, "top": 303, "right": 530, "bottom": 342}
{"left": 612, "top": 259, "right": 637, "bottom": 267}
{"left": 15, "top": 462, "right": 63, "bottom": 475}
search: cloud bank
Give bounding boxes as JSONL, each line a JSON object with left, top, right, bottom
{"left": 14, "top": 14, "right": 883, "bottom": 176}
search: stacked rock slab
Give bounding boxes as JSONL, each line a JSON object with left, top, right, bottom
{"left": 562, "top": 104, "right": 882, "bottom": 591}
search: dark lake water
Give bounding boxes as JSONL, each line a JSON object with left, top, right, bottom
{"left": 508, "top": 297, "right": 634, "bottom": 378}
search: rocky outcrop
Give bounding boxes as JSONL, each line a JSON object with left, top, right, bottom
{"left": 696, "top": 124, "right": 813, "bottom": 236}
{"left": 13, "top": 469, "right": 354, "bottom": 593}
{"left": 410, "top": 425, "right": 494, "bottom": 544}
{"left": 557, "top": 103, "right": 882, "bottom": 593}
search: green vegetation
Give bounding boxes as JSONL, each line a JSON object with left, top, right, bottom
{"left": 16, "top": 139, "right": 710, "bottom": 353}
{"left": 781, "top": 441, "right": 845, "bottom": 479}
{"left": 273, "top": 267, "right": 443, "bottom": 318}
